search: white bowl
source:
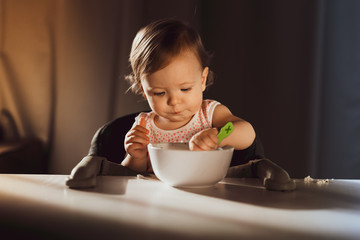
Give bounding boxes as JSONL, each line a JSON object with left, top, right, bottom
{"left": 148, "top": 143, "right": 234, "bottom": 187}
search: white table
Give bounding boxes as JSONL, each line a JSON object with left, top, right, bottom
{"left": 0, "top": 174, "right": 360, "bottom": 240}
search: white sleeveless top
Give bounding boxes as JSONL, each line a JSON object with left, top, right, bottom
{"left": 134, "top": 99, "right": 220, "bottom": 143}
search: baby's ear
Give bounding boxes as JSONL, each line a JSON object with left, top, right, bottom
{"left": 201, "top": 67, "right": 209, "bottom": 91}
{"left": 138, "top": 83, "right": 147, "bottom": 99}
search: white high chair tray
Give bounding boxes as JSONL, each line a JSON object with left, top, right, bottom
{"left": 0, "top": 174, "right": 359, "bottom": 240}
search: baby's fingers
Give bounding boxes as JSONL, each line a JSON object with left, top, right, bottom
{"left": 126, "top": 142, "right": 148, "bottom": 159}
{"left": 127, "top": 118, "right": 149, "bottom": 139}
{"left": 189, "top": 141, "right": 203, "bottom": 151}
{"left": 189, "top": 128, "right": 219, "bottom": 151}
{"left": 132, "top": 124, "right": 149, "bottom": 135}
{"left": 125, "top": 133, "right": 149, "bottom": 145}
{"left": 193, "top": 139, "right": 217, "bottom": 151}
{"left": 126, "top": 142, "right": 147, "bottom": 151}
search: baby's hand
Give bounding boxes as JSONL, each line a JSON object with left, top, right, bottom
{"left": 124, "top": 117, "right": 149, "bottom": 159}
{"left": 189, "top": 128, "right": 219, "bottom": 151}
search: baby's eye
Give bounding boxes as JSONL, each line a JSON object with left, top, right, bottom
{"left": 153, "top": 92, "right": 165, "bottom": 96}
{"left": 181, "top": 88, "right": 191, "bottom": 92}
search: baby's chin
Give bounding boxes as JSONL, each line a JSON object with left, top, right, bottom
{"left": 167, "top": 111, "right": 195, "bottom": 122}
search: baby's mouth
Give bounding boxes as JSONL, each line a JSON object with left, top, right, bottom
{"left": 170, "top": 110, "right": 182, "bottom": 115}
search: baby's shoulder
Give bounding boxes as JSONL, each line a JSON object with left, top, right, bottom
{"left": 202, "top": 99, "right": 220, "bottom": 106}
{"left": 134, "top": 111, "right": 154, "bottom": 124}
{"left": 201, "top": 99, "right": 221, "bottom": 112}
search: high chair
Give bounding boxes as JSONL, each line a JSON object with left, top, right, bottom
{"left": 66, "top": 112, "right": 295, "bottom": 191}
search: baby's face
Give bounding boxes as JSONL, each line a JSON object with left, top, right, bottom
{"left": 141, "top": 50, "right": 208, "bottom": 130}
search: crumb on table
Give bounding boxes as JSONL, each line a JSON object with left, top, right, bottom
{"left": 304, "top": 175, "right": 333, "bottom": 185}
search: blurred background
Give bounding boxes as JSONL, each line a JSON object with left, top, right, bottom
{"left": 0, "top": 0, "right": 359, "bottom": 178}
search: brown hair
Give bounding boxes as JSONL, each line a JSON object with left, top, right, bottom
{"left": 126, "top": 18, "right": 214, "bottom": 95}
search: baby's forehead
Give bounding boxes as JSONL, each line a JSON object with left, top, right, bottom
{"left": 151, "top": 46, "right": 201, "bottom": 68}
{"left": 161, "top": 49, "right": 202, "bottom": 68}
{"left": 154, "top": 52, "right": 201, "bottom": 72}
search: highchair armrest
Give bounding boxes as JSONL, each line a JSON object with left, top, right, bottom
{"left": 66, "top": 155, "right": 138, "bottom": 189}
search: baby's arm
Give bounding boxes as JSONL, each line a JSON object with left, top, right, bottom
{"left": 121, "top": 117, "right": 150, "bottom": 172}
{"left": 189, "top": 104, "right": 255, "bottom": 151}
{"left": 212, "top": 105, "right": 295, "bottom": 191}
{"left": 212, "top": 104, "right": 256, "bottom": 150}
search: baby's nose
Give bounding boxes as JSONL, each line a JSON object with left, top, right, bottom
{"left": 168, "top": 94, "right": 181, "bottom": 105}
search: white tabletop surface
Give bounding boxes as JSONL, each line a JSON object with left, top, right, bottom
{"left": 0, "top": 174, "right": 360, "bottom": 240}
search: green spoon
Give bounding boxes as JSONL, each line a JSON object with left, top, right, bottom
{"left": 217, "top": 122, "right": 234, "bottom": 144}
